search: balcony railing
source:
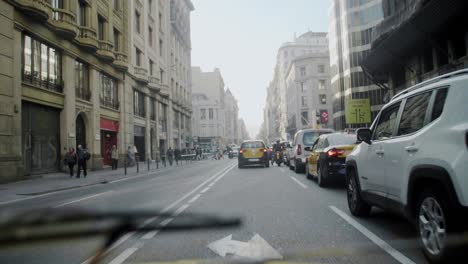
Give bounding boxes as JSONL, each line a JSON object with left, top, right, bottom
{"left": 76, "top": 88, "right": 91, "bottom": 101}
{"left": 23, "top": 72, "right": 63, "bottom": 93}
{"left": 134, "top": 66, "right": 148, "bottom": 83}
{"left": 113, "top": 51, "right": 128, "bottom": 71}
{"left": 100, "top": 97, "right": 120, "bottom": 110}
{"left": 13, "top": 0, "right": 52, "bottom": 21}
{"left": 148, "top": 75, "right": 160, "bottom": 89}
{"left": 50, "top": 8, "right": 78, "bottom": 39}
{"left": 96, "top": 40, "right": 115, "bottom": 61}
{"left": 77, "top": 26, "right": 98, "bottom": 50}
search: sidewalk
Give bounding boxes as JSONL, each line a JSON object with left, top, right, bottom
{"left": 0, "top": 160, "right": 192, "bottom": 205}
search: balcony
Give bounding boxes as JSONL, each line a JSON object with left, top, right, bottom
{"left": 76, "top": 26, "right": 98, "bottom": 51}
{"left": 160, "top": 84, "right": 170, "bottom": 97}
{"left": 113, "top": 51, "right": 128, "bottom": 72}
{"left": 49, "top": 8, "right": 78, "bottom": 39}
{"left": 100, "top": 97, "right": 120, "bottom": 111}
{"left": 148, "top": 76, "right": 161, "bottom": 90}
{"left": 134, "top": 67, "right": 148, "bottom": 83}
{"left": 76, "top": 88, "right": 91, "bottom": 101}
{"left": 96, "top": 40, "right": 115, "bottom": 62}
{"left": 12, "top": 0, "right": 52, "bottom": 21}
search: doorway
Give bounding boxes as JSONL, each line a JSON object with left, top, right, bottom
{"left": 76, "top": 114, "right": 86, "bottom": 148}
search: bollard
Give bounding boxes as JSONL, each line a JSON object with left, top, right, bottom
{"left": 124, "top": 159, "right": 127, "bottom": 175}
{"left": 136, "top": 159, "right": 139, "bottom": 173}
{"left": 147, "top": 159, "right": 150, "bottom": 171}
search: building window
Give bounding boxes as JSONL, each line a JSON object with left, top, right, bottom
{"left": 159, "top": 103, "right": 167, "bottom": 132}
{"left": 301, "top": 96, "right": 308, "bottom": 107}
{"left": 397, "top": 92, "right": 431, "bottom": 136}
{"left": 100, "top": 73, "right": 119, "bottom": 110}
{"left": 75, "top": 61, "right": 90, "bottom": 101}
{"left": 149, "top": 60, "right": 155, "bottom": 75}
{"left": 300, "top": 66, "right": 306, "bottom": 76}
{"left": 301, "top": 111, "right": 309, "bottom": 126}
{"left": 135, "top": 48, "right": 142, "bottom": 66}
{"left": 133, "top": 90, "right": 146, "bottom": 117}
{"left": 77, "top": 0, "right": 87, "bottom": 26}
{"left": 300, "top": 82, "right": 306, "bottom": 93}
{"left": 319, "top": 80, "right": 326, "bottom": 90}
{"left": 209, "top": 108, "right": 214, "bottom": 120}
{"left": 159, "top": 12, "right": 163, "bottom": 30}
{"left": 148, "top": 26, "right": 153, "bottom": 46}
{"left": 319, "top": 94, "right": 327, "bottom": 104}
{"left": 159, "top": 38, "right": 163, "bottom": 56}
{"left": 173, "top": 111, "right": 179, "bottom": 128}
{"left": 22, "top": 35, "right": 62, "bottom": 92}
{"left": 148, "top": 0, "right": 152, "bottom": 14}
{"left": 113, "top": 0, "right": 120, "bottom": 11}
{"left": 200, "top": 109, "right": 206, "bottom": 120}
{"left": 113, "top": 28, "right": 120, "bottom": 51}
{"left": 318, "top": 64, "right": 325, "bottom": 73}
{"left": 135, "top": 10, "right": 141, "bottom": 34}
{"left": 160, "top": 68, "right": 164, "bottom": 83}
{"left": 150, "top": 98, "right": 156, "bottom": 120}
{"left": 98, "top": 15, "right": 105, "bottom": 40}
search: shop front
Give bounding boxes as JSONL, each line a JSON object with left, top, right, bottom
{"left": 100, "top": 118, "right": 119, "bottom": 166}
{"left": 134, "top": 125, "right": 146, "bottom": 161}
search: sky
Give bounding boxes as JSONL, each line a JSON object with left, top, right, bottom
{"left": 191, "top": 0, "right": 330, "bottom": 138}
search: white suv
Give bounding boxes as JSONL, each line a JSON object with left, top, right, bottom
{"left": 289, "top": 128, "right": 335, "bottom": 173}
{"left": 345, "top": 69, "right": 468, "bottom": 263}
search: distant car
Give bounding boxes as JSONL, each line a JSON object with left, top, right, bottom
{"left": 305, "top": 133, "right": 357, "bottom": 187}
{"left": 289, "top": 128, "right": 335, "bottom": 173}
{"left": 231, "top": 147, "right": 240, "bottom": 157}
{"left": 238, "top": 140, "right": 269, "bottom": 168}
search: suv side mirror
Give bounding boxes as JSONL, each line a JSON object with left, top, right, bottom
{"left": 304, "top": 146, "right": 311, "bottom": 152}
{"left": 357, "top": 128, "right": 372, "bottom": 145}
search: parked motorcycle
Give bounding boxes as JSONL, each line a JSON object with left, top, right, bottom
{"left": 275, "top": 151, "right": 282, "bottom": 166}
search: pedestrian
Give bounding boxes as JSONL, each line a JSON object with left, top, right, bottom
{"left": 76, "top": 145, "right": 90, "bottom": 178}
{"left": 64, "top": 147, "right": 77, "bottom": 177}
{"left": 167, "top": 147, "right": 174, "bottom": 166}
{"left": 160, "top": 148, "right": 166, "bottom": 167}
{"left": 174, "top": 148, "right": 181, "bottom": 165}
{"left": 127, "top": 146, "right": 135, "bottom": 167}
{"left": 111, "top": 145, "right": 118, "bottom": 170}
{"left": 133, "top": 145, "right": 139, "bottom": 163}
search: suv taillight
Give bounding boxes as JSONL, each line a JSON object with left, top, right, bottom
{"left": 239, "top": 149, "right": 245, "bottom": 154}
{"left": 297, "top": 144, "right": 302, "bottom": 156}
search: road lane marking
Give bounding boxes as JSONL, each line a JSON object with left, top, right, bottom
{"left": 141, "top": 230, "right": 159, "bottom": 239}
{"left": 107, "top": 246, "right": 140, "bottom": 264}
{"left": 329, "top": 206, "right": 416, "bottom": 264}
{"left": 160, "top": 218, "right": 173, "bottom": 226}
{"left": 53, "top": 191, "right": 112, "bottom": 208}
{"left": 173, "top": 204, "right": 190, "bottom": 216}
{"left": 200, "top": 187, "right": 210, "bottom": 193}
{"left": 290, "top": 176, "right": 308, "bottom": 189}
{"left": 84, "top": 162, "right": 236, "bottom": 264}
{"left": 188, "top": 194, "right": 201, "bottom": 203}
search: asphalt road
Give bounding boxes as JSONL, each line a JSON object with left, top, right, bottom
{"left": 0, "top": 159, "right": 429, "bottom": 264}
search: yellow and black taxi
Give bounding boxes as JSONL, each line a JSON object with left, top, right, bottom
{"left": 305, "top": 133, "right": 357, "bottom": 187}
{"left": 238, "top": 140, "right": 269, "bottom": 168}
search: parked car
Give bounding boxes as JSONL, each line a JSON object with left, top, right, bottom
{"left": 345, "top": 69, "right": 468, "bottom": 263}
{"left": 305, "top": 133, "right": 357, "bottom": 187}
{"left": 289, "top": 128, "right": 335, "bottom": 173}
{"left": 283, "top": 141, "right": 293, "bottom": 166}
{"left": 238, "top": 140, "right": 269, "bottom": 168}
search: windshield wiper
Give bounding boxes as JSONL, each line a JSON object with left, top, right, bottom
{"left": 0, "top": 208, "right": 241, "bottom": 264}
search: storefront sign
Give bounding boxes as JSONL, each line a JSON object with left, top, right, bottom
{"left": 100, "top": 118, "right": 119, "bottom": 132}
{"left": 345, "top": 98, "right": 371, "bottom": 124}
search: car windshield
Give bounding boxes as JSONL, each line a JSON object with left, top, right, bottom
{"left": 326, "top": 134, "right": 357, "bottom": 146}
{"left": 2, "top": 1, "right": 465, "bottom": 264}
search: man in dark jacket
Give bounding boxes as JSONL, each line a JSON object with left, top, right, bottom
{"left": 166, "top": 147, "right": 174, "bottom": 166}
{"left": 174, "top": 148, "right": 181, "bottom": 165}
{"left": 76, "top": 145, "right": 89, "bottom": 178}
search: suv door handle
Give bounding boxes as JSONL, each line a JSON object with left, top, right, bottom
{"left": 375, "top": 150, "right": 384, "bottom": 156}
{"left": 405, "top": 146, "right": 419, "bottom": 153}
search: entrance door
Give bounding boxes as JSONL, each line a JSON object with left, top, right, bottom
{"left": 76, "top": 115, "right": 86, "bottom": 148}
{"left": 22, "top": 102, "right": 60, "bottom": 175}
{"left": 101, "top": 131, "right": 117, "bottom": 166}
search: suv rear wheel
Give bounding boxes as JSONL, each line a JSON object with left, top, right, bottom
{"left": 417, "top": 188, "right": 456, "bottom": 263}
{"left": 346, "top": 169, "right": 371, "bottom": 216}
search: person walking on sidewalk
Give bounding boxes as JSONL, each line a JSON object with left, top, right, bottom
{"left": 167, "top": 147, "right": 174, "bottom": 166}
{"left": 126, "top": 146, "right": 135, "bottom": 167}
{"left": 64, "top": 148, "right": 77, "bottom": 177}
{"left": 76, "top": 145, "right": 90, "bottom": 178}
{"left": 111, "top": 145, "right": 118, "bottom": 170}
{"left": 174, "top": 148, "right": 181, "bottom": 165}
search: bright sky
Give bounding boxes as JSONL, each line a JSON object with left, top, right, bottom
{"left": 191, "top": 0, "right": 330, "bottom": 138}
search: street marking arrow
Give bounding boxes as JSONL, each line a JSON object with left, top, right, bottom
{"left": 207, "top": 234, "right": 282, "bottom": 260}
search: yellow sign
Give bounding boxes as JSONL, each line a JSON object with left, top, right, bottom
{"left": 345, "top": 98, "right": 371, "bottom": 124}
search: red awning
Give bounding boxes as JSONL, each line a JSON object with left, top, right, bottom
{"left": 100, "top": 118, "right": 119, "bottom": 132}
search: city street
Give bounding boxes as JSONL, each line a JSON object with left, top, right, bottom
{"left": 0, "top": 159, "right": 429, "bottom": 264}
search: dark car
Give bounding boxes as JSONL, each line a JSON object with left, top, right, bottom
{"left": 238, "top": 140, "right": 269, "bottom": 168}
{"left": 305, "top": 133, "right": 357, "bottom": 187}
